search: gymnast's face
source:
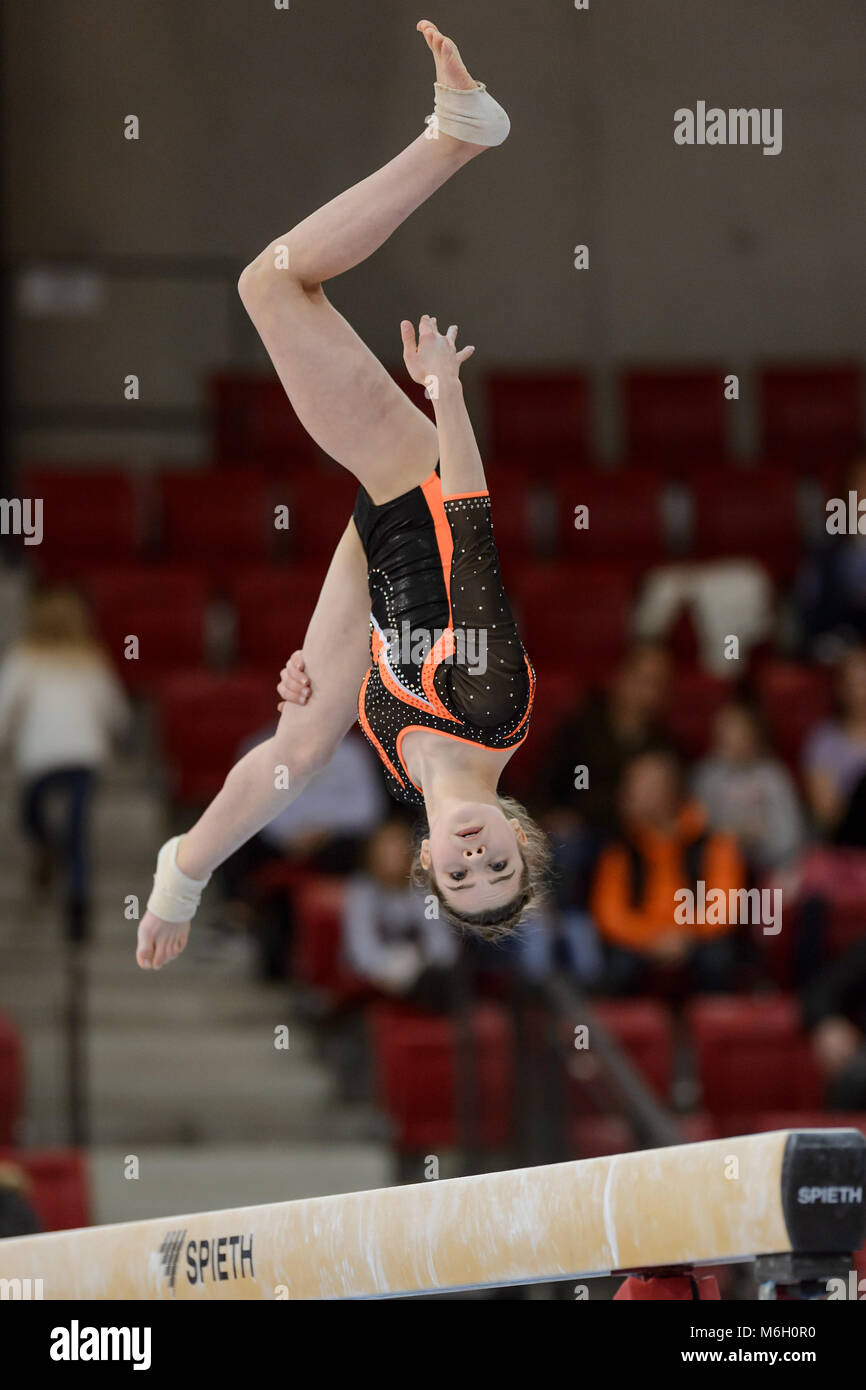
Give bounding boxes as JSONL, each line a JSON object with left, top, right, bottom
{"left": 421, "top": 803, "right": 527, "bottom": 912}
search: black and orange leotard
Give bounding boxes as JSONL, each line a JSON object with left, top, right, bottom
{"left": 352, "top": 466, "right": 535, "bottom": 806}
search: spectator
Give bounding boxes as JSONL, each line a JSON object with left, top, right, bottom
{"left": 801, "top": 938, "right": 866, "bottom": 1110}
{"left": 634, "top": 559, "right": 774, "bottom": 678}
{"left": 0, "top": 586, "right": 128, "bottom": 938}
{"left": 343, "top": 820, "right": 458, "bottom": 1011}
{"left": 802, "top": 645, "right": 866, "bottom": 842}
{"left": 591, "top": 750, "right": 744, "bottom": 995}
{"left": 541, "top": 643, "right": 673, "bottom": 837}
{"left": 796, "top": 452, "right": 866, "bottom": 659}
{"left": 692, "top": 702, "right": 805, "bottom": 871}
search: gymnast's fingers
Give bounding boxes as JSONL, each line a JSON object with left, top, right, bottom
{"left": 400, "top": 319, "right": 417, "bottom": 355}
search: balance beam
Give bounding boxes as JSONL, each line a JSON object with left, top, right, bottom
{"left": 1, "top": 1129, "right": 864, "bottom": 1300}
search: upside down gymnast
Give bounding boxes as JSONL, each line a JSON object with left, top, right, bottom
{"left": 137, "top": 20, "right": 549, "bottom": 972}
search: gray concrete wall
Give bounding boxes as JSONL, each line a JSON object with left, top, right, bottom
{"left": 5, "top": 0, "right": 865, "bottom": 462}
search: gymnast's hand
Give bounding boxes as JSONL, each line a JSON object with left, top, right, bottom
{"left": 277, "top": 650, "right": 311, "bottom": 711}
{"left": 400, "top": 314, "right": 475, "bottom": 391}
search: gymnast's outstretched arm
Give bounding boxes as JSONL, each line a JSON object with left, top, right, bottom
{"left": 401, "top": 314, "right": 486, "bottom": 497}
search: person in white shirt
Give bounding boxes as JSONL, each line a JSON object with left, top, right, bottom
{"left": 0, "top": 587, "right": 128, "bottom": 934}
{"left": 692, "top": 701, "right": 805, "bottom": 872}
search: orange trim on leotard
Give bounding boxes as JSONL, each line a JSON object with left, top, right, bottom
{"left": 510, "top": 656, "right": 536, "bottom": 738}
{"left": 442, "top": 489, "right": 490, "bottom": 501}
{"left": 395, "top": 721, "right": 533, "bottom": 795}
{"left": 420, "top": 472, "right": 455, "bottom": 627}
{"left": 358, "top": 669, "right": 406, "bottom": 789}
{"left": 420, "top": 628, "right": 461, "bottom": 723}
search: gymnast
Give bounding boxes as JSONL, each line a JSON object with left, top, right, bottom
{"left": 137, "top": 21, "right": 548, "bottom": 972}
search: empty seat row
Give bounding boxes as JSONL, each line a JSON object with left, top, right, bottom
{"left": 485, "top": 364, "right": 863, "bottom": 467}
{"left": 0, "top": 1014, "right": 22, "bottom": 1146}
{"left": 16, "top": 465, "right": 359, "bottom": 584}
{"left": 210, "top": 366, "right": 865, "bottom": 470}
{"left": 366, "top": 991, "right": 847, "bottom": 1158}
{"left": 19, "top": 459, "right": 826, "bottom": 589}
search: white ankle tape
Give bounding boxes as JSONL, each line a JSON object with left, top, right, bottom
{"left": 426, "top": 81, "right": 510, "bottom": 147}
{"left": 147, "top": 837, "right": 211, "bottom": 923}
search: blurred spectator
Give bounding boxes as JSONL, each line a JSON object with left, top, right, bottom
{"left": 541, "top": 642, "right": 673, "bottom": 838}
{"left": 0, "top": 587, "right": 128, "bottom": 937}
{"left": 801, "top": 937, "right": 866, "bottom": 1109}
{"left": 692, "top": 702, "right": 805, "bottom": 871}
{"left": 802, "top": 646, "right": 866, "bottom": 842}
{"left": 0, "top": 1161, "right": 40, "bottom": 1238}
{"left": 591, "top": 750, "right": 744, "bottom": 994}
{"left": 517, "top": 904, "right": 604, "bottom": 986}
{"left": 796, "top": 452, "right": 866, "bottom": 659}
{"left": 343, "top": 820, "right": 458, "bottom": 1011}
{"left": 634, "top": 559, "right": 774, "bottom": 677}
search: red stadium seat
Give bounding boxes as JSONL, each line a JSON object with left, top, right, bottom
{"left": 593, "top": 998, "right": 674, "bottom": 1101}
{"left": 754, "top": 660, "right": 834, "bottom": 766}
{"left": 158, "top": 468, "right": 273, "bottom": 583}
{"left": 572, "top": 1112, "right": 718, "bottom": 1160}
{"left": 513, "top": 563, "right": 632, "bottom": 685}
{"left": 572, "top": 1115, "right": 633, "bottom": 1158}
{"left": 485, "top": 371, "right": 593, "bottom": 466}
{"left": 686, "top": 995, "right": 822, "bottom": 1119}
{"left": 370, "top": 1002, "right": 514, "bottom": 1151}
{"left": 84, "top": 566, "right": 208, "bottom": 691}
{"left": 291, "top": 875, "right": 369, "bottom": 1005}
{"left": 155, "top": 670, "right": 277, "bottom": 803}
{"left": 0, "top": 1148, "right": 90, "bottom": 1230}
{"left": 228, "top": 565, "right": 326, "bottom": 669}
{"left": 284, "top": 469, "right": 362, "bottom": 561}
{"left": 758, "top": 364, "right": 863, "bottom": 464}
{"left": 665, "top": 668, "right": 730, "bottom": 758}
{"left": 19, "top": 469, "right": 139, "bottom": 581}
{"left": 550, "top": 466, "right": 667, "bottom": 573}
{"left": 689, "top": 466, "right": 800, "bottom": 579}
{"left": 487, "top": 469, "right": 535, "bottom": 559}
{"left": 0, "top": 1016, "right": 23, "bottom": 1146}
{"left": 501, "top": 665, "right": 585, "bottom": 797}
{"left": 622, "top": 367, "right": 729, "bottom": 466}
{"left": 209, "top": 372, "right": 322, "bottom": 466}
{"left": 722, "top": 1111, "right": 866, "bottom": 1138}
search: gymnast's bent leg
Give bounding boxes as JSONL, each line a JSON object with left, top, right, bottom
{"left": 236, "top": 20, "right": 504, "bottom": 504}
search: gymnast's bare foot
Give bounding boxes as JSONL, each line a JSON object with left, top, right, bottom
{"left": 417, "top": 21, "right": 492, "bottom": 157}
{"left": 417, "top": 20, "right": 479, "bottom": 91}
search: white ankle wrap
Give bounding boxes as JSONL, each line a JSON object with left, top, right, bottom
{"left": 426, "top": 81, "right": 510, "bottom": 147}
{"left": 147, "top": 836, "right": 211, "bottom": 923}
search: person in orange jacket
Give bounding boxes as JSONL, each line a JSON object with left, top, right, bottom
{"left": 591, "top": 750, "right": 744, "bottom": 994}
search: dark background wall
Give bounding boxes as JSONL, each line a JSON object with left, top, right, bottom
{"left": 4, "top": 0, "right": 865, "bottom": 463}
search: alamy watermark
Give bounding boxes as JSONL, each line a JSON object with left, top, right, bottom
{"left": 0, "top": 498, "right": 42, "bottom": 545}
{"left": 381, "top": 622, "right": 488, "bottom": 675}
{"left": 675, "top": 102, "right": 782, "bottom": 157}
{"left": 674, "top": 881, "right": 782, "bottom": 935}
